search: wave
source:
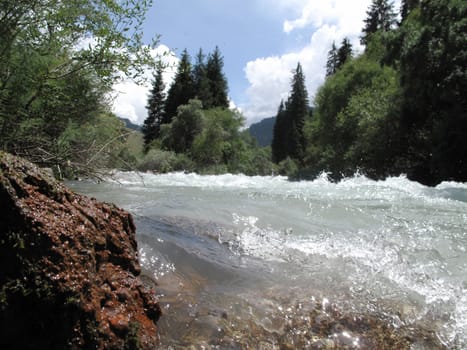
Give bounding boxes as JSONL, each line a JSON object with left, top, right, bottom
{"left": 107, "top": 171, "right": 467, "bottom": 204}
{"left": 72, "top": 172, "right": 467, "bottom": 348}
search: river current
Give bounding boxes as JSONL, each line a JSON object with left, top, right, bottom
{"left": 68, "top": 172, "right": 467, "bottom": 349}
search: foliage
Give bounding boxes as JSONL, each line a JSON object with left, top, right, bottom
{"left": 336, "top": 38, "right": 353, "bottom": 70}
{"left": 205, "top": 46, "right": 229, "bottom": 109}
{"left": 304, "top": 56, "right": 402, "bottom": 179}
{"left": 396, "top": 0, "right": 467, "bottom": 183}
{"left": 0, "top": 0, "right": 158, "bottom": 177}
{"left": 143, "top": 99, "right": 275, "bottom": 175}
{"left": 400, "top": 0, "right": 420, "bottom": 21}
{"left": 326, "top": 42, "right": 339, "bottom": 77}
{"left": 271, "top": 101, "right": 287, "bottom": 163}
{"left": 326, "top": 39, "right": 353, "bottom": 77}
{"left": 164, "top": 49, "right": 194, "bottom": 124}
{"left": 162, "top": 46, "right": 229, "bottom": 128}
{"left": 137, "top": 149, "right": 194, "bottom": 173}
{"left": 142, "top": 64, "right": 166, "bottom": 150}
{"left": 293, "top": 0, "right": 466, "bottom": 185}
{"left": 271, "top": 63, "right": 310, "bottom": 165}
{"left": 277, "top": 157, "right": 299, "bottom": 177}
{"left": 160, "top": 99, "right": 204, "bottom": 154}
{"left": 192, "top": 49, "right": 213, "bottom": 107}
{"left": 361, "top": 0, "right": 398, "bottom": 45}
{"left": 54, "top": 113, "right": 132, "bottom": 179}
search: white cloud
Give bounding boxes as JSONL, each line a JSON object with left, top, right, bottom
{"left": 111, "top": 44, "right": 178, "bottom": 125}
{"left": 241, "top": 0, "right": 401, "bottom": 125}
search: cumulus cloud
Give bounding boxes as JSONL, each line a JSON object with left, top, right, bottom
{"left": 111, "top": 44, "right": 178, "bottom": 125}
{"left": 241, "top": 0, "right": 401, "bottom": 125}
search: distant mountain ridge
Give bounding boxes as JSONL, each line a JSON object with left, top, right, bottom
{"left": 248, "top": 117, "right": 275, "bottom": 147}
{"left": 119, "top": 117, "right": 141, "bottom": 131}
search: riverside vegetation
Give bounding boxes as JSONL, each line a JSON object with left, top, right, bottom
{"left": 0, "top": 0, "right": 465, "bottom": 184}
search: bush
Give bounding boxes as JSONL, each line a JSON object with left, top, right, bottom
{"left": 137, "top": 149, "right": 194, "bottom": 173}
{"left": 277, "top": 157, "right": 299, "bottom": 177}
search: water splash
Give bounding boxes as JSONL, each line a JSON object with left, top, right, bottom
{"left": 70, "top": 171, "right": 467, "bottom": 348}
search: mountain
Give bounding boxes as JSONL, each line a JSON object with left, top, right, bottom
{"left": 248, "top": 117, "right": 275, "bottom": 147}
{"left": 119, "top": 117, "right": 141, "bottom": 131}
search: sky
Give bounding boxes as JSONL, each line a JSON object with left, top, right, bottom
{"left": 112, "top": 0, "right": 402, "bottom": 126}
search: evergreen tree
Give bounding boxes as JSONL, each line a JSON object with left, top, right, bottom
{"left": 271, "top": 101, "right": 288, "bottom": 163}
{"left": 142, "top": 64, "right": 165, "bottom": 151}
{"left": 361, "top": 0, "right": 398, "bottom": 45}
{"left": 271, "top": 63, "right": 310, "bottom": 164}
{"left": 206, "top": 46, "right": 229, "bottom": 109}
{"left": 336, "top": 38, "right": 353, "bottom": 70}
{"left": 398, "top": 0, "right": 467, "bottom": 184}
{"left": 164, "top": 49, "right": 195, "bottom": 123}
{"left": 286, "top": 63, "right": 309, "bottom": 163}
{"left": 192, "top": 48, "right": 212, "bottom": 108}
{"left": 325, "top": 41, "right": 339, "bottom": 77}
{"left": 400, "top": 0, "right": 420, "bottom": 22}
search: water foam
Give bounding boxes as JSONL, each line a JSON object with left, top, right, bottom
{"left": 98, "top": 171, "right": 466, "bottom": 347}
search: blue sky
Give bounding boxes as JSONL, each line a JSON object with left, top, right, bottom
{"left": 113, "top": 0, "right": 401, "bottom": 126}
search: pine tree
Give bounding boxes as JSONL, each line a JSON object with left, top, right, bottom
{"left": 400, "top": 0, "right": 420, "bottom": 22}
{"left": 286, "top": 63, "right": 309, "bottom": 163}
{"left": 192, "top": 48, "right": 212, "bottom": 108}
{"left": 142, "top": 64, "right": 165, "bottom": 150}
{"left": 361, "top": 0, "right": 397, "bottom": 45}
{"left": 206, "top": 46, "right": 229, "bottom": 109}
{"left": 164, "top": 49, "right": 195, "bottom": 123}
{"left": 325, "top": 41, "right": 339, "bottom": 77}
{"left": 336, "top": 38, "right": 353, "bottom": 70}
{"left": 271, "top": 63, "right": 310, "bottom": 164}
{"left": 271, "top": 100, "right": 288, "bottom": 163}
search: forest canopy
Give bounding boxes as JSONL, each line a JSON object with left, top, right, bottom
{"left": 271, "top": 0, "right": 467, "bottom": 185}
{"left": 1, "top": 0, "right": 465, "bottom": 185}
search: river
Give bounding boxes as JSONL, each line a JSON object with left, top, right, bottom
{"left": 68, "top": 172, "right": 467, "bottom": 349}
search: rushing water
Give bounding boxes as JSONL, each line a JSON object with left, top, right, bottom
{"left": 68, "top": 172, "right": 467, "bottom": 349}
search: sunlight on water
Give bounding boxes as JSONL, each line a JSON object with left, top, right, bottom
{"left": 69, "top": 172, "right": 467, "bottom": 348}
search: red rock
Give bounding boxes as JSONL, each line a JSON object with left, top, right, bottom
{"left": 0, "top": 152, "right": 161, "bottom": 349}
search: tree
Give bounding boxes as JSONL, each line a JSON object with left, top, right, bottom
{"left": 0, "top": 0, "right": 158, "bottom": 174}
{"left": 271, "top": 101, "right": 288, "bottom": 163}
{"left": 271, "top": 63, "right": 310, "bottom": 164}
{"left": 142, "top": 64, "right": 166, "bottom": 151}
{"left": 205, "top": 46, "right": 229, "bottom": 109}
{"left": 398, "top": 0, "right": 467, "bottom": 184}
{"left": 361, "top": 0, "right": 398, "bottom": 45}
{"left": 161, "top": 99, "right": 203, "bottom": 154}
{"left": 336, "top": 38, "right": 353, "bottom": 70}
{"left": 401, "top": 0, "right": 420, "bottom": 22}
{"left": 286, "top": 63, "right": 309, "bottom": 162}
{"left": 192, "top": 48, "right": 212, "bottom": 108}
{"left": 325, "top": 42, "right": 339, "bottom": 77}
{"left": 164, "top": 49, "right": 195, "bottom": 123}
{"left": 191, "top": 108, "right": 244, "bottom": 167}
{"left": 305, "top": 57, "right": 401, "bottom": 179}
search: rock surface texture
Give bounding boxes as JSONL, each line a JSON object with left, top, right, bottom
{"left": 0, "top": 152, "right": 161, "bottom": 349}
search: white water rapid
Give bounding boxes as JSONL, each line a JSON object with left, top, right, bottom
{"left": 69, "top": 172, "right": 467, "bottom": 349}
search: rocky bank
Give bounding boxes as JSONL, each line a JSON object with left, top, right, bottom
{"left": 0, "top": 152, "right": 161, "bottom": 349}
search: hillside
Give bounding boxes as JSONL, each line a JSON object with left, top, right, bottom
{"left": 119, "top": 117, "right": 141, "bottom": 131}
{"left": 248, "top": 117, "right": 275, "bottom": 147}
